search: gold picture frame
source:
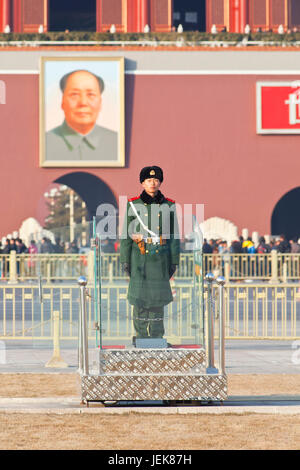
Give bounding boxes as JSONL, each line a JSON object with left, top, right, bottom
{"left": 39, "top": 56, "right": 125, "bottom": 167}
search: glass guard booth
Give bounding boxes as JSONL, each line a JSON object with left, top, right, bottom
{"left": 79, "top": 216, "right": 227, "bottom": 404}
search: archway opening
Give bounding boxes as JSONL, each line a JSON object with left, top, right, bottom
{"left": 54, "top": 171, "right": 117, "bottom": 220}
{"left": 41, "top": 172, "right": 117, "bottom": 248}
{"left": 49, "top": 0, "right": 96, "bottom": 32}
{"left": 271, "top": 187, "right": 300, "bottom": 240}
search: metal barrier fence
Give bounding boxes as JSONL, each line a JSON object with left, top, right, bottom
{"left": 0, "top": 282, "right": 300, "bottom": 341}
{"left": 201, "top": 252, "right": 300, "bottom": 282}
{"left": 0, "top": 253, "right": 90, "bottom": 282}
{"left": 1, "top": 251, "right": 300, "bottom": 282}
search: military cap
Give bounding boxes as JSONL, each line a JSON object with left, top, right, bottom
{"left": 140, "top": 166, "right": 164, "bottom": 183}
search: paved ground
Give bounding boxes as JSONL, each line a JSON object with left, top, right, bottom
{"left": 0, "top": 339, "right": 299, "bottom": 415}
{"left": 1, "top": 339, "right": 299, "bottom": 374}
{"left": 0, "top": 395, "right": 300, "bottom": 415}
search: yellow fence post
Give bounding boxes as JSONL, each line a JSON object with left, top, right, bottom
{"left": 283, "top": 262, "right": 287, "bottom": 283}
{"left": 87, "top": 250, "right": 94, "bottom": 284}
{"left": 45, "top": 311, "right": 68, "bottom": 368}
{"left": 109, "top": 262, "right": 113, "bottom": 282}
{"left": 8, "top": 250, "right": 17, "bottom": 284}
{"left": 225, "top": 261, "right": 230, "bottom": 283}
{"left": 270, "top": 250, "right": 278, "bottom": 283}
{"left": 46, "top": 260, "right": 51, "bottom": 283}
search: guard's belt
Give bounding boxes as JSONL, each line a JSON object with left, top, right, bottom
{"left": 131, "top": 234, "right": 166, "bottom": 254}
{"left": 145, "top": 236, "right": 166, "bottom": 246}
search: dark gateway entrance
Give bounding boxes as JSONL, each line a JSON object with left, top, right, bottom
{"left": 271, "top": 187, "right": 300, "bottom": 240}
{"left": 55, "top": 172, "right": 117, "bottom": 221}
{"left": 49, "top": 0, "right": 96, "bottom": 32}
{"left": 173, "top": 0, "right": 206, "bottom": 31}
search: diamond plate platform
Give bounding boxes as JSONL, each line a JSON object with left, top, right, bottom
{"left": 81, "top": 373, "right": 227, "bottom": 401}
{"left": 81, "top": 349, "right": 227, "bottom": 402}
{"left": 99, "top": 348, "right": 207, "bottom": 375}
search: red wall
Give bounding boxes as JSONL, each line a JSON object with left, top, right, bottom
{"left": 1, "top": 71, "right": 300, "bottom": 237}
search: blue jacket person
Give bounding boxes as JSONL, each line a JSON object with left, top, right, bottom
{"left": 120, "top": 166, "right": 180, "bottom": 339}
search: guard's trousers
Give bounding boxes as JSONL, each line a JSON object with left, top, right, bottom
{"left": 133, "top": 306, "right": 164, "bottom": 338}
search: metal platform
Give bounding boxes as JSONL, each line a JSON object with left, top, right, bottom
{"left": 81, "top": 348, "right": 227, "bottom": 402}
{"left": 81, "top": 372, "right": 227, "bottom": 402}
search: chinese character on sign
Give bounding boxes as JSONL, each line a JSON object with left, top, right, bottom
{"left": 285, "top": 89, "right": 300, "bottom": 125}
{"left": 257, "top": 82, "right": 300, "bottom": 134}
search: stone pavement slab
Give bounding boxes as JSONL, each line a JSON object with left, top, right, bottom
{"left": 0, "top": 340, "right": 300, "bottom": 374}
{"left": 0, "top": 396, "right": 300, "bottom": 415}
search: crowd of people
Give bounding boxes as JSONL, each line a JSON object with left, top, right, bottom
{"left": 201, "top": 234, "right": 300, "bottom": 255}
{"left": 198, "top": 234, "right": 300, "bottom": 279}
{"left": 1, "top": 233, "right": 300, "bottom": 257}
{"left": 1, "top": 232, "right": 300, "bottom": 281}
{"left": 0, "top": 237, "right": 83, "bottom": 255}
{"left": 0, "top": 237, "right": 86, "bottom": 278}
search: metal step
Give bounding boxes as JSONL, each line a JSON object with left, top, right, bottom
{"left": 99, "top": 348, "right": 207, "bottom": 375}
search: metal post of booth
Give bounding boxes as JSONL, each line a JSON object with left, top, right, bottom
{"left": 205, "top": 272, "right": 218, "bottom": 374}
{"left": 78, "top": 276, "right": 89, "bottom": 376}
{"left": 92, "top": 216, "right": 102, "bottom": 350}
{"left": 216, "top": 276, "right": 226, "bottom": 375}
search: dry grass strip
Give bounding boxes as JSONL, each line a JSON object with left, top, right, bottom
{"left": 0, "top": 413, "right": 299, "bottom": 450}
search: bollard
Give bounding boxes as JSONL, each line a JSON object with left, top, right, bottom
{"left": 45, "top": 311, "right": 68, "bottom": 368}
{"left": 205, "top": 273, "right": 218, "bottom": 374}
{"left": 78, "top": 276, "right": 89, "bottom": 375}
{"left": 216, "top": 276, "right": 226, "bottom": 375}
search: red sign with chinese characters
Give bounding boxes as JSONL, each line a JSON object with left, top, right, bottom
{"left": 257, "top": 82, "right": 300, "bottom": 134}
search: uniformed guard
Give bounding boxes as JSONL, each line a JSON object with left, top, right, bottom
{"left": 120, "top": 166, "right": 180, "bottom": 341}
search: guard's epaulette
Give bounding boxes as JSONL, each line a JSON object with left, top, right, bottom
{"left": 128, "top": 196, "right": 140, "bottom": 202}
{"left": 166, "top": 197, "right": 175, "bottom": 203}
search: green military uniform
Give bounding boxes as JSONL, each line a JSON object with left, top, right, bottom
{"left": 120, "top": 167, "right": 180, "bottom": 339}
